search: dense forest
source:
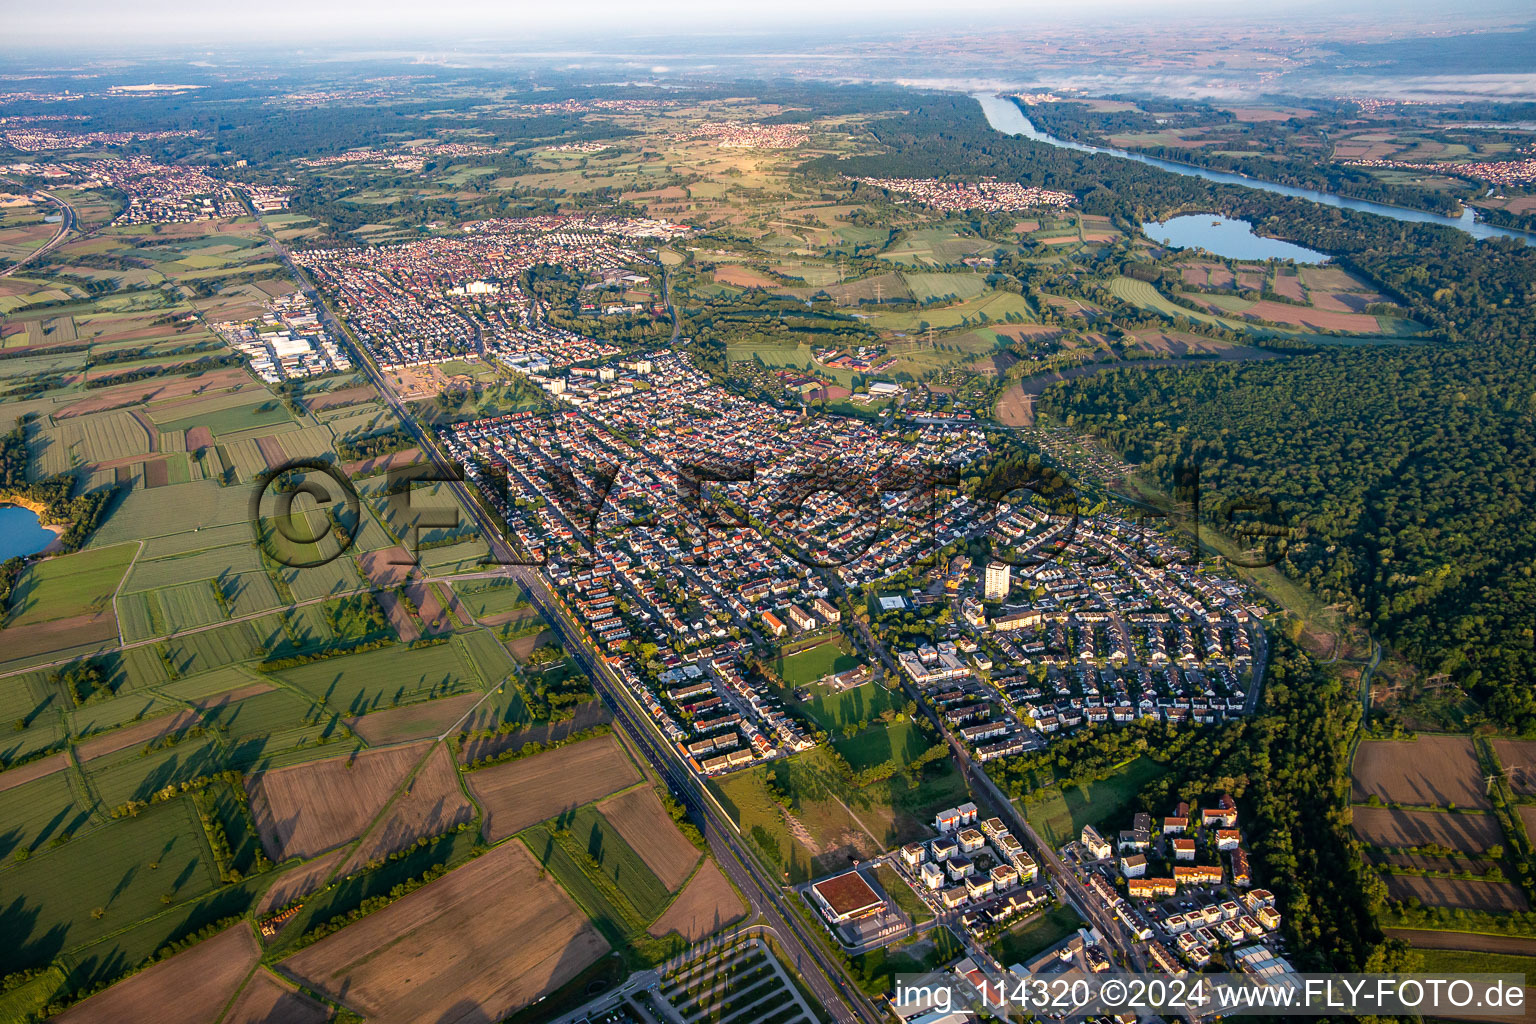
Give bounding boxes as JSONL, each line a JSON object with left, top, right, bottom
{"left": 806, "top": 93, "right": 1536, "bottom": 730}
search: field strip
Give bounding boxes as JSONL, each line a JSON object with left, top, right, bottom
{"left": 0, "top": 570, "right": 477, "bottom": 681}
{"left": 209, "top": 962, "right": 264, "bottom": 1024}
{"left": 109, "top": 539, "right": 146, "bottom": 647}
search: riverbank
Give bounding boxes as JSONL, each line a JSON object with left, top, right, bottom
{"left": 971, "top": 92, "right": 1536, "bottom": 247}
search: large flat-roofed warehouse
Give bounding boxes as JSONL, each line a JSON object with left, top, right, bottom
{"left": 810, "top": 870, "right": 886, "bottom": 924}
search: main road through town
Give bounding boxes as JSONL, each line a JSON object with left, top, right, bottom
{"left": 259, "top": 226, "right": 880, "bottom": 1024}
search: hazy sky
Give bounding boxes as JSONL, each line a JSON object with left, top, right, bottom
{"left": 8, "top": 0, "right": 1521, "bottom": 48}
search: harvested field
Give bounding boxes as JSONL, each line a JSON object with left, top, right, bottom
{"left": 1235, "top": 299, "right": 1382, "bottom": 332}
{"left": 247, "top": 742, "right": 425, "bottom": 861}
{"left": 1351, "top": 736, "right": 1488, "bottom": 808}
{"left": 0, "top": 751, "right": 67, "bottom": 793}
{"left": 1385, "top": 929, "right": 1536, "bottom": 957}
{"left": 457, "top": 699, "right": 611, "bottom": 765}
{"left": 76, "top": 710, "right": 201, "bottom": 762}
{"left": 994, "top": 384, "right": 1034, "bottom": 427}
{"left": 1366, "top": 848, "right": 1497, "bottom": 875}
{"left": 376, "top": 589, "right": 420, "bottom": 642}
{"left": 1350, "top": 807, "right": 1503, "bottom": 853}
{"left": 713, "top": 264, "right": 779, "bottom": 288}
{"left": 598, "top": 784, "right": 702, "bottom": 890}
{"left": 254, "top": 435, "right": 286, "bottom": 469}
{"left": 1272, "top": 271, "right": 1306, "bottom": 301}
{"left": 55, "top": 923, "right": 259, "bottom": 1024}
{"left": 359, "top": 546, "right": 413, "bottom": 587}
{"left": 342, "top": 448, "right": 423, "bottom": 479}
{"left": 303, "top": 385, "right": 378, "bottom": 412}
{"left": 507, "top": 628, "right": 555, "bottom": 662}
{"left": 222, "top": 969, "right": 331, "bottom": 1024}
{"left": 404, "top": 581, "right": 451, "bottom": 633}
{"left": 338, "top": 744, "right": 476, "bottom": 875}
{"left": 346, "top": 692, "right": 481, "bottom": 745}
{"left": 257, "top": 848, "right": 347, "bottom": 916}
{"left": 1495, "top": 741, "right": 1536, "bottom": 796}
{"left": 193, "top": 681, "right": 277, "bottom": 709}
{"left": 647, "top": 860, "right": 746, "bottom": 941}
{"left": 467, "top": 732, "right": 639, "bottom": 841}
{"left": 0, "top": 611, "right": 118, "bottom": 662}
{"left": 1518, "top": 806, "right": 1536, "bottom": 841}
{"left": 1384, "top": 874, "right": 1528, "bottom": 913}
{"left": 184, "top": 425, "right": 213, "bottom": 451}
{"left": 52, "top": 368, "right": 250, "bottom": 419}
{"left": 280, "top": 841, "right": 608, "bottom": 1024}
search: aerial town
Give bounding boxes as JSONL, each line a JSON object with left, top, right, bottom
{"left": 857, "top": 177, "right": 1079, "bottom": 213}
{"left": 7, "top": 17, "right": 1525, "bottom": 1019}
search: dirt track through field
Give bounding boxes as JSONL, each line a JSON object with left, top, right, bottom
{"left": 339, "top": 744, "right": 475, "bottom": 875}
{"left": 247, "top": 742, "right": 426, "bottom": 861}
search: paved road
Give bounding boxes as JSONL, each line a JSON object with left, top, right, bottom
{"left": 258, "top": 225, "right": 876, "bottom": 1024}
{"left": 0, "top": 183, "right": 76, "bottom": 278}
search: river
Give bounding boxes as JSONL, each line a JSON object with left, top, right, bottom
{"left": 971, "top": 92, "right": 1536, "bottom": 247}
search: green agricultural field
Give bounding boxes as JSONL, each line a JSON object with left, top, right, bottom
{"left": 201, "top": 688, "right": 339, "bottom": 770}
{"left": 152, "top": 579, "right": 226, "bottom": 630}
{"left": 272, "top": 640, "right": 479, "bottom": 715}
{"left": 0, "top": 797, "right": 221, "bottom": 973}
{"left": 83, "top": 735, "right": 223, "bottom": 809}
{"left": 1412, "top": 948, "right": 1536, "bottom": 975}
{"left": 115, "top": 592, "right": 162, "bottom": 641}
{"left": 776, "top": 640, "right": 860, "bottom": 686}
{"left": 0, "top": 966, "right": 64, "bottom": 1023}
{"left": 88, "top": 481, "right": 252, "bottom": 547}
{"left": 901, "top": 272, "right": 991, "bottom": 303}
{"left": 1022, "top": 755, "right": 1168, "bottom": 847}
{"left": 458, "top": 629, "right": 518, "bottom": 687}
{"left": 867, "top": 289, "right": 1034, "bottom": 333}
{"left": 454, "top": 578, "right": 534, "bottom": 620}
{"left": 0, "top": 769, "right": 95, "bottom": 862}
{"left": 4, "top": 543, "right": 137, "bottom": 627}
{"left": 161, "top": 621, "right": 263, "bottom": 678}
{"left": 158, "top": 401, "right": 293, "bottom": 437}
{"left": 69, "top": 689, "right": 181, "bottom": 738}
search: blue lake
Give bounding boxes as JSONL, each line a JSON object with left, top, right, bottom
{"left": 1141, "top": 215, "right": 1330, "bottom": 263}
{"left": 0, "top": 504, "right": 55, "bottom": 560}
